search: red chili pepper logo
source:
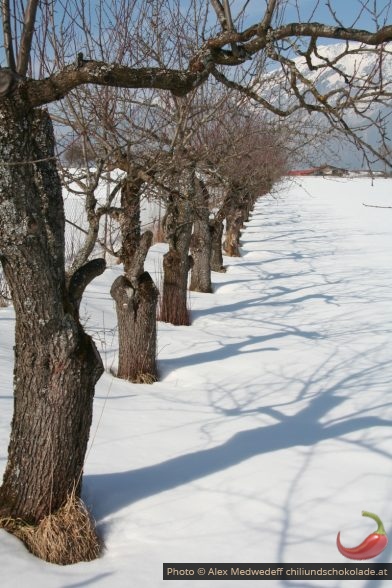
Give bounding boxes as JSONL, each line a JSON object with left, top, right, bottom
{"left": 337, "top": 511, "right": 388, "bottom": 560}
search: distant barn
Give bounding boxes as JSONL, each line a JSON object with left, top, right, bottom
{"left": 289, "top": 165, "right": 348, "bottom": 177}
{"left": 288, "top": 169, "right": 315, "bottom": 176}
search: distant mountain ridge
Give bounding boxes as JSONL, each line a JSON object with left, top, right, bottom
{"left": 257, "top": 42, "right": 392, "bottom": 169}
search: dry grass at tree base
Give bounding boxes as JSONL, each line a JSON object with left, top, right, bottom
{"left": 110, "top": 365, "right": 159, "bottom": 384}
{"left": 0, "top": 492, "right": 102, "bottom": 565}
{"left": 134, "top": 371, "right": 158, "bottom": 384}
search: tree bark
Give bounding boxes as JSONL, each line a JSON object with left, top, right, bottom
{"left": 111, "top": 270, "right": 158, "bottom": 383}
{"left": 0, "top": 105, "right": 104, "bottom": 524}
{"left": 111, "top": 178, "right": 159, "bottom": 383}
{"left": 160, "top": 247, "right": 192, "bottom": 326}
{"left": 209, "top": 218, "right": 226, "bottom": 272}
{"left": 223, "top": 204, "right": 244, "bottom": 257}
{"left": 118, "top": 177, "right": 142, "bottom": 274}
{"left": 160, "top": 179, "right": 194, "bottom": 326}
{"left": 190, "top": 178, "right": 212, "bottom": 293}
{"left": 223, "top": 189, "right": 255, "bottom": 257}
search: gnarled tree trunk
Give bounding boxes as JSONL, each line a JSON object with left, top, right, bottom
{"left": 111, "top": 176, "right": 158, "bottom": 383}
{"left": 0, "top": 107, "right": 104, "bottom": 530}
{"left": 111, "top": 269, "right": 158, "bottom": 383}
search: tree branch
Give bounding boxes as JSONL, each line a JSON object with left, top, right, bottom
{"left": 260, "top": 0, "right": 278, "bottom": 30}
{"left": 126, "top": 230, "right": 153, "bottom": 281}
{"left": 21, "top": 62, "right": 207, "bottom": 109}
{"left": 210, "top": 0, "right": 227, "bottom": 31}
{"left": 16, "top": 0, "right": 39, "bottom": 76}
{"left": 187, "top": 21, "right": 392, "bottom": 71}
{"left": 68, "top": 258, "right": 106, "bottom": 313}
{"left": 1, "top": 0, "right": 16, "bottom": 71}
{"left": 210, "top": 66, "right": 299, "bottom": 117}
{"left": 65, "top": 218, "right": 118, "bottom": 258}
{"left": 205, "top": 23, "right": 392, "bottom": 56}
{"left": 7, "top": 16, "right": 392, "bottom": 109}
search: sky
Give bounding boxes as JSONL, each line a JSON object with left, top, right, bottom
{"left": 236, "top": 0, "right": 392, "bottom": 33}
{"left": 1, "top": 1, "right": 392, "bottom": 69}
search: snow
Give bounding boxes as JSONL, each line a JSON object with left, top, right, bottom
{"left": 1, "top": 176, "right": 392, "bottom": 586}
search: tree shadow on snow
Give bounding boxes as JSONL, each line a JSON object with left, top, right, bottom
{"left": 159, "top": 346, "right": 281, "bottom": 378}
{"left": 85, "top": 199, "right": 392, "bottom": 560}
{"left": 158, "top": 325, "right": 323, "bottom": 374}
{"left": 85, "top": 355, "right": 392, "bottom": 521}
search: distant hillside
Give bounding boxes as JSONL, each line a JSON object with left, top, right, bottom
{"left": 253, "top": 42, "right": 392, "bottom": 169}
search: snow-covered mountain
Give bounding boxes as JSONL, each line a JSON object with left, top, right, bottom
{"left": 255, "top": 42, "right": 392, "bottom": 169}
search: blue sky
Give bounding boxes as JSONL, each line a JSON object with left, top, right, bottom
{"left": 235, "top": 0, "right": 392, "bottom": 32}
{"left": 1, "top": 1, "right": 391, "bottom": 69}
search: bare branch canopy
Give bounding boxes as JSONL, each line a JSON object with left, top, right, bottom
{"left": 2, "top": 4, "right": 392, "bottom": 109}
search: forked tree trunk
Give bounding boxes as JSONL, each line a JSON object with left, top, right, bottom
{"left": 0, "top": 106, "right": 104, "bottom": 526}
{"left": 160, "top": 182, "right": 194, "bottom": 325}
{"left": 111, "top": 178, "right": 159, "bottom": 383}
{"left": 190, "top": 178, "right": 212, "bottom": 292}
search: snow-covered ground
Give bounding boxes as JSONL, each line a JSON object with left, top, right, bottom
{"left": 1, "top": 176, "right": 391, "bottom": 586}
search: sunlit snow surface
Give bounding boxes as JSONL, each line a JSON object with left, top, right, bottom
{"left": 1, "top": 176, "right": 392, "bottom": 587}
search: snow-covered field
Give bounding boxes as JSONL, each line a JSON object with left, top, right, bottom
{"left": 1, "top": 176, "right": 391, "bottom": 586}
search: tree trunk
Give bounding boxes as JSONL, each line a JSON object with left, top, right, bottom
{"left": 111, "top": 271, "right": 158, "bottom": 383}
{"left": 223, "top": 205, "right": 244, "bottom": 257}
{"left": 160, "top": 184, "right": 193, "bottom": 326}
{"left": 0, "top": 106, "right": 104, "bottom": 529}
{"left": 160, "top": 247, "right": 192, "bottom": 325}
{"left": 209, "top": 218, "right": 226, "bottom": 272}
{"left": 112, "top": 178, "right": 159, "bottom": 383}
{"left": 223, "top": 189, "right": 256, "bottom": 257}
{"left": 190, "top": 178, "right": 212, "bottom": 292}
{"left": 119, "top": 177, "right": 142, "bottom": 274}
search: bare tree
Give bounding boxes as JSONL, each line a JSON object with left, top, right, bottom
{"left": 198, "top": 109, "right": 290, "bottom": 261}
{"left": 157, "top": 87, "right": 234, "bottom": 321}
{"left": 159, "top": 155, "right": 196, "bottom": 326}
{"left": 222, "top": 120, "right": 289, "bottom": 256}
{"left": 109, "top": 158, "right": 159, "bottom": 383}
{"left": 189, "top": 174, "right": 214, "bottom": 292}
{"left": 55, "top": 84, "right": 162, "bottom": 383}
{"left": 1, "top": 0, "right": 392, "bottom": 564}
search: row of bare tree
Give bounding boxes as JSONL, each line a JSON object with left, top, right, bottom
{"left": 1, "top": 0, "right": 392, "bottom": 564}
{"left": 56, "top": 81, "right": 291, "bottom": 383}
